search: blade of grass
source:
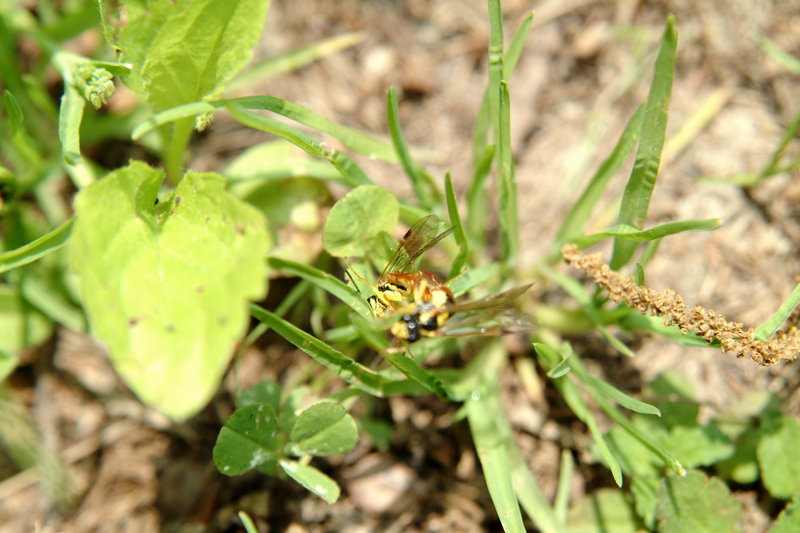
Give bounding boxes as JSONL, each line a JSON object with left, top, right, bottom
{"left": 386, "top": 87, "right": 441, "bottom": 208}
{"left": 444, "top": 173, "right": 469, "bottom": 278}
{"left": 497, "top": 81, "right": 519, "bottom": 267}
{"left": 225, "top": 102, "right": 373, "bottom": 187}
{"left": 466, "top": 143, "right": 494, "bottom": 249}
{"left": 383, "top": 352, "right": 451, "bottom": 400}
{"left": 611, "top": 16, "right": 677, "bottom": 269}
{"left": 249, "top": 304, "right": 419, "bottom": 397}
{"left": 0, "top": 218, "right": 73, "bottom": 274}
{"left": 466, "top": 374, "right": 527, "bottom": 533}
{"left": 570, "top": 218, "right": 721, "bottom": 248}
{"left": 555, "top": 105, "right": 644, "bottom": 243}
{"left": 755, "top": 31, "right": 800, "bottom": 76}
{"left": 228, "top": 32, "right": 365, "bottom": 90}
{"left": 761, "top": 108, "right": 800, "bottom": 178}
{"left": 267, "top": 257, "right": 372, "bottom": 319}
{"left": 541, "top": 266, "right": 634, "bottom": 356}
{"left": 554, "top": 449, "right": 573, "bottom": 524}
{"left": 133, "top": 96, "right": 396, "bottom": 162}
{"left": 754, "top": 281, "right": 800, "bottom": 340}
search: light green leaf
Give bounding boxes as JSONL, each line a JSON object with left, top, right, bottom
{"left": 667, "top": 424, "right": 735, "bottom": 468}
{"left": 757, "top": 415, "right": 800, "bottom": 499}
{"left": 279, "top": 459, "right": 340, "bottom": 504}
{"left": 213, "top": 403, "right": 279, "bottom": 476}
{"left": 655, "top": 470, "right": 742, "bottom": 533}
{"left": 69, "top": 161, "right": 270, "bottom": 421}
{"left": 0, "top": 285, "right": 52, "bottom": 356}
{"left": 103, "top": 0, "right": 270, "bottom": 109}
{"left": 0, "top": 218, "right": 73, "bottom": 274}
{"left": 323, "top": 185, "right": 398, "bottom": 257}
{"left": 238, "top": 380, "right": 281, "bottom": 411}
{"left": 611, "top": 16, "right": 677, "bottom": 269}
{"left": 772, "top": 497, "right": 800, "bottom": 533}
{"left": 289, "top": 402, "right": 358, "bottom": 456}
{"left": 566, "top": 489, "right": 641, "bottom": 533}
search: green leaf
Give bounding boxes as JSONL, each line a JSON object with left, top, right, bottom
{"left": 667, "top": 424, "right": 735, "bottom": 469}
{"left": 69, "top": 162, "right": 270, "bottom": 421}
{"left": 757, "top": 415, "right": 800, "bottom": 499}
{"left": 466, "top": 375, "right": 527, "bottom": 533}
{"left": 57, "top": 65, "right": 85, "bottom": 165}
{"left": 105, "top": 0, "right": 270, "bottom": 109}
{"left": 571, "top": 219, "right": 720, "bottom": 248}
{"left": 238, "top": 380, "right": 281, "bottom": 411}
{"left": 716, "top": 427, "right": 760, "bottom": 484}
{"left": 444, "top": 173, "right": 469, "bottom": 279}
{"left": 323, "top": 185, "right": 398, "bottom": 257}
{"left": 249, "top": 304, "right": 421, "bottom": 398}
{"left": 213, "top": 403, "right": 279, "bottom": 476}
{"left": 0, "top": 218, "right": 73, "bottom": 274}
{"left": 289, "top": 402, "right": 358, "bottom": 456}
{"left": 556, "top": 106, "right": 644, "bottom": 242}
{"left": 772, "top": 497, "right": 800, "bottom": 533}
{"left": 384, "top": 352, "right": 451, "bottom": 400}
{"left": 0, "top": 285, "right": 52, "bottom": 355}
{"left": 755, "top": 280, "right": 800, "bottom": 339}
{"left": 279, "top": 459, "right": 340, "bottom": 504}
{"left": 566, "top": 489, "right": 642, "bottom": 533}
{"left": 611, "top": 16, "right": 677, "bottom": 269}
{"left": 655, "top": 470, "right": 742, "bottom": 533}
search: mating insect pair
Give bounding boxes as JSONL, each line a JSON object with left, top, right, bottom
{"left": 354, "top": 215, "right": 532, "bottom": 348}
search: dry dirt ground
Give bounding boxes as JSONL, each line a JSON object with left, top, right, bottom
{"left": 3, "top": 0, "right": 800, "bottom": 531}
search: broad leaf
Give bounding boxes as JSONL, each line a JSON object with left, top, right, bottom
{"left": 69, "top": 161, "right": 270, "bottom": 420}
{"left": 757, "top": 415, "right": 800, "bottom": 498}
{"left": 289, "top": 403, "right": 358, "bottom": 456}
{"left": 655, "top": 470, "right": 742, "bottom": 533}
{"left": 279, "top": 459, "right": 340, "bottom": 504}
{"left": 213, "top": 403, "right": 279, "bottom": 476}
{"left": 323, "top": 185, "right": 398, "bottom": 257}
{"left": 101, "top": 0, "right": 270, "bottom": 109}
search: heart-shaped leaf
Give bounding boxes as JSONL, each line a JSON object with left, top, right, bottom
{"left": 69, "top": 161, "right": 270, "bottom": 420}
{"left": 214, "top": 403, "right": 279, "bottom": 476}
{"left": 289, "top": 402, "right": 358, "bottom": 456}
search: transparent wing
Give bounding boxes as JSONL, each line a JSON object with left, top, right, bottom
{"left": 434, "top": 307, "right": 533, "bottom": 337}
{"left": 442, "top": 284, "right": 533, "bottom": 315}
{"left": 432, "top": 284, "right": 534, "bottom": 337}
{"left": 378, "top": 215, "right": 454, "bottom": 282}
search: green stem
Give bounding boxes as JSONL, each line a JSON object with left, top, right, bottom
{"left": 164, "top": 116, "right": 194, "bottom": 184}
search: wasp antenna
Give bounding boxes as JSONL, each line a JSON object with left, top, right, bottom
{"left": 343, "top": 267, "right": 365, "bottom": 299}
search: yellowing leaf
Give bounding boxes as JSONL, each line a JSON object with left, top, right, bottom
{"left": 69, "top": 161, "right": 270, "bottom": 420}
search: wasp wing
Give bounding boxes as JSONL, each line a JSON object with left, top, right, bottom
{"left": 442, "top": 284, "right": 533, "bottom": 314}
{"left": 378, "top": 215, "right": 454, "bottom": 281}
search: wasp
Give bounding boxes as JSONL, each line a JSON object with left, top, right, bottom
{"left": 365, "top": 215, "right": 455, "bottom": 318}
{"left": 389, "top": 283, "right": 534, "bottom": 345}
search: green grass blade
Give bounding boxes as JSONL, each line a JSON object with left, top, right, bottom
{"left": 755, "top": 281, "right": 800, "bottom": 340}
{"left": 755, "top": 31, "right": 800, "bottom": 76}
{"left": 57, "top": 72, "right": 85, "bottom": 165}
{"left": 508, "top": 442, "right": 566, "bottom": 533}
{"left": 571, "top": 218, "right": 721, "bottom": 248}
{"left": 504, "top": 12, "right": 534, "bottom": 78}
{"left": 556, "top": 105, "right": 644, "bottom": 242}
{"left": 554, "top": 449, "right": 573, "bottom": 524}
{"left": 594, "top": 392, "right": 685, "bottom": 477}
{"left": 578, "top": 370, "right": 661, "bottom": 416}
{"left": 466, "top": 375, "right": 527, "bottom": 533}
{"left": 234, "top": 95, "right": 397, "bottom": 161}
{"left": 228, "top": 32, "right": 364, "bottom": 90}
{"left": 761, "top": 108, "right": 800, "bottom": 178}
{"left": 249, "top": 304, "right": 395, "bottom": 397}
{"left": 383, "top": 352, "right": 451, "bottom": 400}
{"left": 131, "top": 102, "right": 215, "bottom": 140}
{"left": 267, "top": 257, "right": 372, "bottom": 319}
{"left": 611, "top": 16, "right": 677, "bottom": 269}
{"left": 466, "top": 143, "right": 494, "bottom": 247}
{"left": 542, "top": 266, "right": 634, "bottom": 356}
{"left": 0, "top": 219, "right": 74, "bottom": 274}
{"left": 498, "top": 81, "right": 519, "bottom": 266}
{"left": 225, "top": 102, "right": 374, "bottom": 187}
{"left": 445, "top": 173, "right": 469, "bottom": 278}
{"left": 386, "top": 87, "right": 440, "bottom": 207}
